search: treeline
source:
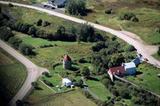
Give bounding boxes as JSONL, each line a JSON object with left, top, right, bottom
{"left": 8, "top": 20, "right": 105, "bottom": 42}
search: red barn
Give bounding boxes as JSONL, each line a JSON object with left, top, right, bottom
{"left": 108, "top": 66, "right": 125, "bottom": 81}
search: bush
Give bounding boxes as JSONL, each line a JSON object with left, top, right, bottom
{"left": 42, "top": 21, "right": 51, "bottom": 27}
{"left": 105, "top": 9, "right": 112, "bottom": 14}
{"left": 37, "top": 19, "right": 43, "bottom": 26}
{"left": 126, "top": 45, "right": 136, "bottom": 51}
{"left": 66, "top": 0, "right": 87, "bottom": 16}
{"left": 43, "top": 79, "right": 54, "bottom": 87}
{"left": 8, "top": 36, "right": 22, "bottom": 49}
{"left": 0, "top": 26, "right": 14, "bottom": 41}
{"left": 19, "top": 43, "right": 35, "bottom": 55}
{"left": 158, "top": 46, "right": 160, "bottom": 55}
{"left": 81, "top": 67, "right": 90, "bottom": 78}
{"left": 120, "top": 12, "right": 139, "bottom": 22}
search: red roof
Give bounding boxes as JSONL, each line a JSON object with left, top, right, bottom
{"left": 108, "top": 66, "right": 125, "bottom": 75}
{"left": 63, "top": 55, "right": 71, "bottom": 61}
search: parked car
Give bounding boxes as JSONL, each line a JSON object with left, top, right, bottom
{"left": 42, "top": 2, "right": 57, "bottom": 9}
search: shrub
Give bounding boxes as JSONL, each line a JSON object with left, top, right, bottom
{"left": 43, "top": 79, "right": 54, "bottom": 87}
{"left": 105, "top": 9, "right": 112, "bottom": 14}
{"left": 66, "top": 0, "right": 87, "bottom": 16}
{"left": 19, "top": 43, "right": 35, "bottom": 55}
{"left": 28, "top": 26, "right": 37, "bottom": 36}
{"left": 0, "top": 26, "right": 14, "bottom": 41}
{"left": 8, "top": 36, "right": 22, "bottom": 49}
{"left": 37, "top": 19, "right": 43, "bottom": 26}
{"left": 42, "top": 21, "right": 51, "bottom": 27}
{"left": 158, "top": 46, "right": 160, "bottom": 55}
{"left": 120, "top": 12, "right": 139, "bottom": 22}
{"left": 81, "top": 66, "right": 90, "bottom": 78}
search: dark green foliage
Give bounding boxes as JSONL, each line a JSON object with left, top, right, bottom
{"left": 43, "top": 79, "right": 54, "bottom": 87}
{"left": 158, "top": 46, "right": 160, "bottom": 55}
{"left": 0, "top": 26, "right": 14, "bottom": 41}
{"left": 31, "top": 82, "right": 41, "bottom": 89}
{"left": 81, "top": 67, "right": 90, "bottom": 78}
{"left": 66, "top": 0, "right": 87, "bottom": 16}
{"left": 28, "top": 26, "right": 37, "bottom": 36}
{"left": 37, "top": 19, "right": 42, "bottom": 26}
{"left": 78, "top": 24, "right": 95, "bottom": 42}
{"left": 8, "top": 36, "right": 22, "bottom": 49}
{"left": 120, "top": 12, "right": 139, "bottom": 22}
{"left": 56, "top": 25, "right": 66, "bottom": 36}
{"left": 42, "top": 21, "right": 51, "bottom": 27}
{"left": 42, "top": 72, "right": 52, "bottom": 78}
{"left": 105, "top": 9, "right": 113, "bottom": 14}
{"left": 126, "top": 45, "right": 136, "bottom": 52}
{"left": 19, "top": 43, "right": 35, "bottom": 55}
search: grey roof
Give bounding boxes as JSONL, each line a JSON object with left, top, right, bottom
{"left": 49, "top": 0, "right": 67, "bottom": 5}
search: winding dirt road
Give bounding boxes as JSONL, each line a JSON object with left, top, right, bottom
{"left": 0, "top": 40, "right": 48, "bottom": 106}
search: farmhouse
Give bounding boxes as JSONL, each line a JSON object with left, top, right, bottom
{"left": 48, "top": 0, "right": 67, "bottom": 8}
{"left": 108, "top": 66, "right": 125, "bottom": 81}
{"left": 63, "top": 55, "right": 72, "bottom": 69}
{"left": 62, "top": 78, "right": 72, "bottom": 87}
{"left": 122, "top": 62, "right": 136, "bottom": 75}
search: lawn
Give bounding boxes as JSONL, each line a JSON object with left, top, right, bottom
{"left": 0, "top": 49, "right": 27, "bottom": 102}
{"left": 86, "top": 80, "right": 112, "bottom": 101}
{"left": 126, "top": 63, "right": 160, "bottom": 95}
{"left": 26, "top": 89, "right": 97, "bottom": 106}
{"left": 4, "top": 0, "right": 47, "bottom": 4}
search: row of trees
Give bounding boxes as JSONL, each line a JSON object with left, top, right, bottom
{"left": 9, "top": 20, "right": 105, "bottom": 42}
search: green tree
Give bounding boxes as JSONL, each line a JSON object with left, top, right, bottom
{"left": 158, "top": 46, "right": 160, "bottom": 55}
{"left": 66, "top": 0, "right": 86, "bottom": 16}
{"left": 81, "top": 67, "right": 90, "bottom": 78}
{"left": 0, "top": 26, "right": 14, "bottom": 41}
{"left": 8, "top": 36, "right": 22, "bottom": 49}
{"left": 19, "top": 43, "right": 35, "bottom": 55}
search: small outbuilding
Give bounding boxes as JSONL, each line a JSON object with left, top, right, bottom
{"left": 48, "top": 0, "right": 67, "bottom": 8}
{"left": 108, "top": 66, "right": 125, "bottom": 81}
{"left": 62, "top": 78, "right": 72, "bottom": 87}
{"left": 122, "top": 62, "right": 136, "bottom": 75}
{"left": 63, "top": 55, "right": 72, "bottom": 69}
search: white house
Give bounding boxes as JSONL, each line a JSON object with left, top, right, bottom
{"left": 62, "top": 78, "right": 72, "bottom": 87}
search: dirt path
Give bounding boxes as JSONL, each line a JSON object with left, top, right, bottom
{"left": 0, "top": 40, "right": 48, "bottom": 106}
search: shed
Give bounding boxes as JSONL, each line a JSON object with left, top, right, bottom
{"left": 62, "top": 78, "right": 72, "bottom": 87}
{"left": 108, "top": 66, "right": 125, "bottom": 81}
{"left": 132, "top": 57, "right": 141, "bottom": 66}
{"left": 122, "top": 62, "right": 136, "bottom": 75}
{"left": 63, "top": 55, "right": 72, "bottom": 69}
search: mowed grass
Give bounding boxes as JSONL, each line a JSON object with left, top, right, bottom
{"left": 86, "top": 80, "right": 112, "bottom": 101}
{"left": 27, "top": 90, "right": 97, "bottom": 106}
{"left": 84, "top": 0, "right": 160, "bottom": 45}
{"left": 126, "top": 63, "right": 160, "bottom": 95}
{"left": 0, "top": 49, "right": 27, "bottom": 102}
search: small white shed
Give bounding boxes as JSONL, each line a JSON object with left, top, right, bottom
{"left": 62, "top": 78, "right": 72, "bottom": 87}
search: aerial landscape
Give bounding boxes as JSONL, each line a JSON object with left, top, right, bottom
{"left": 0, "top": 0, "right": 160, "bottom": 106}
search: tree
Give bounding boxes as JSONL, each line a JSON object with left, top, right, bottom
{"left": 78, "top": 24, "right": 95, "bottom": 42}
{"left": 56, "top": 25, "right": 65, "bottom": 36}
{"left": 81, "top": 67, "right": 90, "bottom": 78}
{"left": 8, "top": 36, "right": 22, "bottom": 49}
{"left": 37, "top": 19, "right": 43, "bottom": 26}
{"left": 66, "top": 0, "right": 86, "bottom": 16}
{"left": 0, "top": 26, "right": 14, "bottom": 41}
{"left": 28, "top": 26, "right": 37, "bottom": 36}
{"left": 158, "top": 46, "right": 160, "bottom": 55}
{"left": 19, "top": 43, "right": 35, "bottom": 55}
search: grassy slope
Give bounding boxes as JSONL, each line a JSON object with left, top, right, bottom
{"left": 126, "top": 63, "right": 160, "bottom": 95}
{"left": 26, "top": 80, "right": 54, "bottom": 103}
{"left": 28, "top": 90, "right": 97, "bottom": 106}
{"left": 84, "top": 0, "right": 160, "bottom": 45}
{"left": 153, "top": 53, "right": 160, "bottom": 61}
{"left": 86, "top": 80, "right": 112, "bottom": 101}
{"left": 0, "top": 49, "right": 27, "bottom": 102}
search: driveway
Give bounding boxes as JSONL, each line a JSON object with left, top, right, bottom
{"left": 0, "top": 40, "right": 48, "bottom": 106}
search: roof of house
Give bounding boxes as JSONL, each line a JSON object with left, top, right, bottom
{"left": 108, "top": 66, "right": 125, "bottom": 75}
{"left": 62, "top": 78, "right": 72, "bottom": 83}
{"left": 123, "top": 62, "right": 136, "bottom": 69}
{"left": 63, "top": 55, "right": 71, "bottom": 61}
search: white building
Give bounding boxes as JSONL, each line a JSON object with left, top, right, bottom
{"left": 62, "top": 78, "right": 72, "bottom": 87}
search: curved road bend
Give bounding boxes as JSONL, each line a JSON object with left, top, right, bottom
{"left": 0, "top": 1, "right": 159, "bottom": 68}
{"left": 0, "top": 40, "right": 48, "bottom": 106}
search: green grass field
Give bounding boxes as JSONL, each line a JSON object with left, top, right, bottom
{"left": 26, "top": 89, "right": 97, "bottom": 106}
{"left": 86, "top": 80, "right": 112, "bottom": 101}
{"left": 126, "top": 63, "right": 160, "bottom": 95}
{"left": 153, "top": 53, "right": 160, "bottom": 61}
{"left": 84, "top": 0, "right": 160, "bottom": 45}
{"left": 0, "top": 49, "right": 27, "bottom": 102}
